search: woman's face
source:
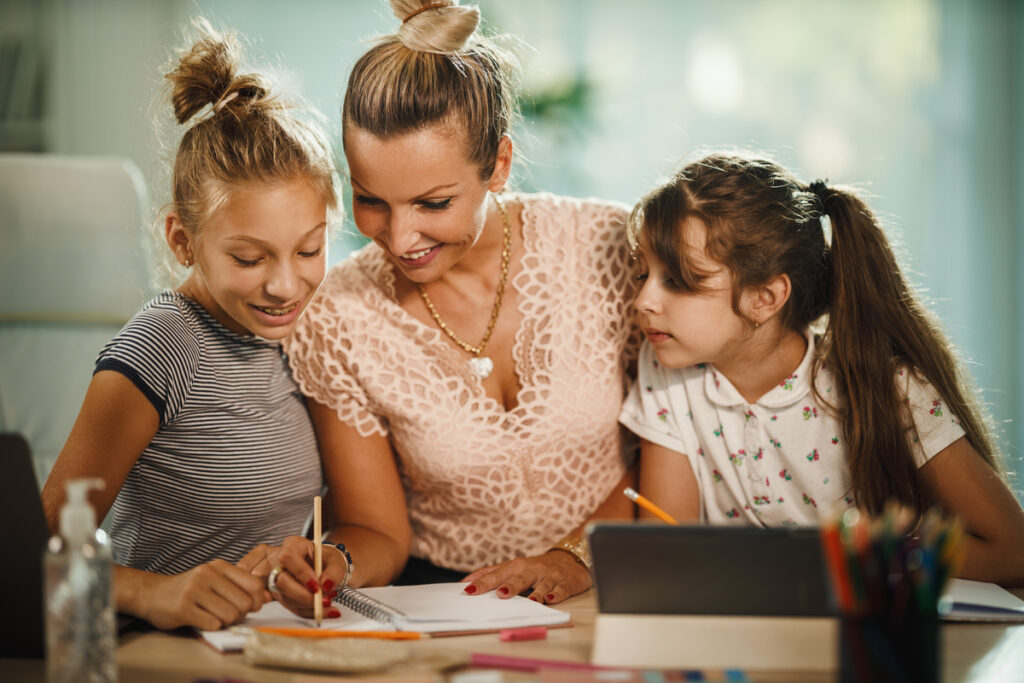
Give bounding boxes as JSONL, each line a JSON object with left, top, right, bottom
{"left": 344, "top": 124, "right": 510, "bottom": 283}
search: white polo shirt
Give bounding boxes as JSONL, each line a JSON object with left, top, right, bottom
{"left": 620, "top": 331, "right": 965, "bottom": 526}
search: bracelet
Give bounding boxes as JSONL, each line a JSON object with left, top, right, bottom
{"left": 549, "top": 534, "right": 593, "bottom": 573}
{"left": 323, "top": 541, "right": 353, "bottom": 592}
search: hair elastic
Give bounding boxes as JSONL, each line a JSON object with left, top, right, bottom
{"left": 403, "top": 2, "right": 448, "bottom": 24}
{"left": 213, "top": 91, "right": 239, "bottom": 113}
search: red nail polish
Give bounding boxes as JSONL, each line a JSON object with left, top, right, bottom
{"left": 529, "top": 596, "right": 540, "bottom": 602}
{"left": 322, "top": 597, "right": 331, "bottom": 607}
{"left": 306, "top": 579, "right": 319, "bottom": 593}
{"left": 497, "top": 587, "right": 509, "bottom": 597}
{"left": 546, "top": 594, "right": 555, "bottom": 601}
{"left": 327, "top": 609, "right": 340, "bottom": 618}
{"left": 464, "top": 584, "right": 477, "bottom": 595}
{"left": 322, "top": 579, "right": 335, "bottom": 593}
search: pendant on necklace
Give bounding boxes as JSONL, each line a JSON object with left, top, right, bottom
{"left": 469, "top": 356, "right": 494, "bottom": 380}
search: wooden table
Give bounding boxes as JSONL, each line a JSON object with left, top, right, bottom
{"left": 5, "top": 589, "right": 1024, "bottom": 682}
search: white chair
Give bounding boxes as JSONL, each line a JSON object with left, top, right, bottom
{"left": 0, "top": 153, "right": 151, "bottom": 485}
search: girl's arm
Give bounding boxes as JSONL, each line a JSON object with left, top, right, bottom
{"left": 918, "top": 436, "right": 1024, "bottom": 586}
{"left": 42, "top": 371, "right": 266, "bottom": 630}
{"left": 462, "top": 464, "right": 637, "bottom": 604}
{"left": 637, "top": 438, "right": 701, "bottom": 523}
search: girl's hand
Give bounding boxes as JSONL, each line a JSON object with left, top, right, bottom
{"left": 240, "top": 536, "right": 348, "bottom": 618}
{"left": 461, "top": 550, "right": 591, "bottom": 604}
{"left": 135, "top": 560, "right": 267, "bottom": 631}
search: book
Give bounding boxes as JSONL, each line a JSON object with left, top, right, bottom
{"left": 200, "top": 582, "right": 571, "bottom": 652}
{"left": 942, "top": 578, "right": 1024, "bottom": 622}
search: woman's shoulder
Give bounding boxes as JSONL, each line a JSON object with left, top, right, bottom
{"left": 514, "top": 191, "right": 629, "bottom": 224}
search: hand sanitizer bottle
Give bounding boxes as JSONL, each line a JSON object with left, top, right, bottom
{"left": 44, "top": 478, "right": 117, "bottom": 682}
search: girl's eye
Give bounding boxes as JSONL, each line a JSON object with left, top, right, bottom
{"left": 232, "top": 255, "right": 261, "bottom": 267}
{"left": 635, "top": 272, "right": 649, "bottom": 282}
{"left": 419, "top": 198, "right": 452, "bottom": 211}
{"left": 299, "top": 247, "right": 322, "bottom": 258}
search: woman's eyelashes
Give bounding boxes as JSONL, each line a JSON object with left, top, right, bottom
{"left": 353, "top": 194, "right": 383, "bottom": 207}
{"left": 419, "top": 197, "right": 452, "bottom": 211}
{"left": 353, "top": 194, "right": 453, "bottom": 212}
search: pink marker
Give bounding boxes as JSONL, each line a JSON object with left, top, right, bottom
{"left": 498, "top": 626, "right": 548, "bottom": 642}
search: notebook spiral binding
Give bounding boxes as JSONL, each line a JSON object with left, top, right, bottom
{"left": 333, "top": 587, "right": 408, "bottom": 626}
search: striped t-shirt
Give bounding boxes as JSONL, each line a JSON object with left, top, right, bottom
{"left": 95, "top": 291, "right": 322, "bottom": 575}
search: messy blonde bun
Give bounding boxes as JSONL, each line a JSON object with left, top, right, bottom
{"left": 161, "top": 18, "right": 339, "bottom": 241}
{"left": 392, "top": 0, "right": 480, "bottom": 54}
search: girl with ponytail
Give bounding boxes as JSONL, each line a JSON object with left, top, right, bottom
{"left": 620, "top": 153, "right": 1024, "bottom": 585}
{"left": 42, "top": 18, "right": 348, "bottom": 630}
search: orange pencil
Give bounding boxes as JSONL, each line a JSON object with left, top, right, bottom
{"left": 254, "top": 626, "right": 424, "bottom": 640}
{"left": 623, "top": 487, "right": 679, "bottom": 525}
{"left": 313, "top": 495, "right": 323, "bottom": 627}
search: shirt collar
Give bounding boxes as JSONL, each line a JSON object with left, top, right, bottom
{"left": 703, "top": 329, "right": 817, "bottom": 409}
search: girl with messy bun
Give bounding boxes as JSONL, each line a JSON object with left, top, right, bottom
{"left": 42, "top": 18, "right": 347, "bottom": 631}
{"left": 284, "top": 0, "right": 642, "bottom": 603}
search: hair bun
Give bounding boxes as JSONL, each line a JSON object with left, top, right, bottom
{"left": 392, "top": 1, "right": 480, "bottom": 54}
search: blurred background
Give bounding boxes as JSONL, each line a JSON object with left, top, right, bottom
{"left": 1, "top": 0, "right": 1022, "bottom": 495}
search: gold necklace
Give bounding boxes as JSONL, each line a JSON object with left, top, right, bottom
{"left": 418, "top": 195, "right": 511, "bottom": 380}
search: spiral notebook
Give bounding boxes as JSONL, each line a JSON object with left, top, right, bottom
{"left": 200, "top": 582, "right": 572, "bottom": 652}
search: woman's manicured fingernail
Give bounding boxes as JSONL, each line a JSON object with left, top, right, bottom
{"left": 546, "top": 594, "right": 555, "bottom": 602}
{"left": 529, "top": 596, "right": 540, "bottom": 602}
{"left": 497, "top": 587, "right": 510, "bottom": 597}
{"left": 327, "top": 609, "right": 341, "bottom": 618}
{"left": 306, "top": 579, "right": 319, "bottom": 593}
{"left": 464, "top": 584, "right": 477, "bottom": 595}
{"left": 322, "top": 579, "right": 335, "bottom": 594}
{"left": 323, "top": 597, "right": 331, "bottom": 607}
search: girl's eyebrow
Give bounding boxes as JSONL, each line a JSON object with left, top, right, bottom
{"left": 222, "top": 223, "right": 327, "bottom": 247}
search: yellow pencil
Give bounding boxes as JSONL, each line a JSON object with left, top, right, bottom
{"left": 623, "top": 487, "right": 679, "bottom": 525}
{"left": 254, "top": 626, "right": 424, "bottom": 640}
{"left": 313, "top": 495, "right": 323, "bottom": 627}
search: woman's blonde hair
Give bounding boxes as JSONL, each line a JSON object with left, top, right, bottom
{"left": 343, "top": 1, "right": 520, "bottom": 179}
{"left": 163, "top": 18, "right": 340, "bottom": 245}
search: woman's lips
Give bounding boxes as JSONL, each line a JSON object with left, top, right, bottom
{"left": 398, "top": 244, "right": 442, "bottom": 267}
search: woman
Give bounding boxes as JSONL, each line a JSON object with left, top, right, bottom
{"left": 272, "top": 0, "right": 642, "bottom": 605}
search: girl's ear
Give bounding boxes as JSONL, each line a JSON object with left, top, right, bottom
{"left": 487, "top": 135, "right": 513, "bottom": 193}
{"left": 165, "top": 212, "right": 194, "bottom": 267}
{"left": 746, "top": 273, "right": 792, "bottom": 325}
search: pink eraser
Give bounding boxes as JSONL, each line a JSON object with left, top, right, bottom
{"left": 499, "top": 626, "right": 548, "bottom": 642}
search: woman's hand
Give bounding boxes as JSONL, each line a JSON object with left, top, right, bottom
{"left": 124, "top": 561, "right": 267, "bottom": 631}
{"left": 461, "top": 549, "right": 591, "bottom": 604}
{"left": 238, "top": 536, "right": 348, "bottom": 618}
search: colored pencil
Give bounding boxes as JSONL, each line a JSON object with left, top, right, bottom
{"left": 254, "top": 626, "right": 424, "bottom": 640}
{"left": 623, "top": 487, "right": 679, "bottom": 525}
{"left": 313, "top": 495, "right": 323, "bottom": 627}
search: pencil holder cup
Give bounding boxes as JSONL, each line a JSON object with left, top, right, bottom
{"left": 839, "top": 607, "right": 939, "bottom": 683}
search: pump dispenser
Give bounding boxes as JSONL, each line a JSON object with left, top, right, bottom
{"left": 45, "top": 478, "right": 117, "bottom": 682}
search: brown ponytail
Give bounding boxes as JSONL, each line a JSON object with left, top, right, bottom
{"left": 820, "top": 185, "right": 999, "bottom": 514}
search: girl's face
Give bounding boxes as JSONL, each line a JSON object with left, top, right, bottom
{"left": 635, "top": 217, "right": 754, "bottom": 369}
{"left": 174, "top": 177, "right": 328, "bottom": 339}
{"left": 343, "top": 124, "right": 510, "bottom": 284}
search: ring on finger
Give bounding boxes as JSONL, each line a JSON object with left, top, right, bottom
{"left": 267, "top": 566, "right": 284, "bottom": 595}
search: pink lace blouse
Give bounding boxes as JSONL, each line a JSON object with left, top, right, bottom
{"left": 285, "top": 193, "right": 642, "bottom": 571}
